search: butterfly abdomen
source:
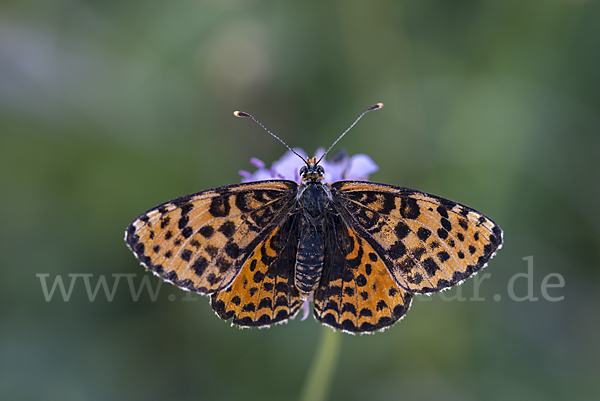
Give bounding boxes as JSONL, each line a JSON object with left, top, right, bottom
{"left": 295, "top": 182, "right": 329, "bottom": 296}
{"left": 295, "top": 225, "right": 324, "bottom": 295}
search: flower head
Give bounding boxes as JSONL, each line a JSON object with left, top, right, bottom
{"left": 239, "top": 148, "right": 378, "bottom": 183}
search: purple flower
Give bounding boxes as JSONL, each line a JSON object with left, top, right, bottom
{"left": 239, "top": 148, "right": 378, "bottom": 321}
{"left": 239, "top": 148, "right": 378, "bottom": 184}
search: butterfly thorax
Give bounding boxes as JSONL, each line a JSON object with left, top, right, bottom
{"left": 295, "top": 158, "right": 331, "bottom": 298}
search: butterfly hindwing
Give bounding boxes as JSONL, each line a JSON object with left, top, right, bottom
{"left": 313, "top": 208, "right": 413, "bottom": 333}
{"left": 332, "top": 181, "right": 503, "bottom": 294}
{"left": 211, "top": 214, "right": 303, "bottom": 327}
{"left": 125, "top": 180, "right": 298, "bottom": 294}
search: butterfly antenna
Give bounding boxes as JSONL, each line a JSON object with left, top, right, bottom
{"left": 317, "top": 102, "right": 384, "bottom": 164}
{"left": 234, "top": 110, "right": 307, "bottom": 164}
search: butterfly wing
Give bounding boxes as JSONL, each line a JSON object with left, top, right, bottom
{"left": 125, "top": 180, "right": 298, "bottom": 295}
{"left": 331, "top": 181, "right": 503, "bottom": 294}
{"left": 211, "top": 213, "right": 303, "bottom": 327}
{"left": 313, "top": 207, "right": 413, "bottom": 333}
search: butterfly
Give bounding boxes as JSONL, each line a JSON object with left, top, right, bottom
{"left": 125, "top": 103, "right": 503, "bottom": 334}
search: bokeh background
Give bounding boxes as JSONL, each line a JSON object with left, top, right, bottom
{"left": 2, "top": 1, "right": 599, "bottom": 400}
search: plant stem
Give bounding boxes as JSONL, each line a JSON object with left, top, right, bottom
{"left": 299, "top": 328, "right": 342, "bottom": 401}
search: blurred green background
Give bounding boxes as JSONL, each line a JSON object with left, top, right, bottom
{"left": 1, "top": 1, "right": 599, "bottom": 400}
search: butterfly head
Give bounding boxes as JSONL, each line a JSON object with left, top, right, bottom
{"left": 300, "top": 157, "right": 324, "bottom": 182}
{"left": 234, "top": 103, "right": 383, "bottom": 184}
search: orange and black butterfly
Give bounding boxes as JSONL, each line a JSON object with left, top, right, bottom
{"left": 125, "top": 103, "right": 503, "bottom": 334}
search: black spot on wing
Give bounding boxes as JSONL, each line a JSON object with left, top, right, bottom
{"left": 388, "top": 241, "right": 407, "bottom": 260}
{"left": 218, "top": 221, "right": 236, "bottom": 237}
{"left": 417, "top": 227, "right": 431, "bottom": 241}
{"left": 181, "top": 226, "right": 193, "bottom": 238}
{"left": 224, "top": 241, "right": 241, "bottom": 259}
{"left": 198, "top": 225, "right": 214, "bottom": 238}
{"left": 378, "top": 192, "right": 397, "bottom": 215}
{"left": 180, "top": 203, "right": 194, "bottom": 216}
{"left": 436, "top": 205, "right": 449, "bottom": 219}
{"left": 400, "top": 197, "right": 420, "bottom": 219}
{"left": 181, "top": 249, "right": 192, "bottom": 262}
{"left": 423, "top": 258, "right": 440, "bottom": 277}
{"left": 437, "top": 251, "right": 450, "bottom": 262}
{"left": 395, "top": 222, "right": 410, "bottom": 240}
{"left": 192, "top": 256, "right": 208, "bottom": 276}
{"left": 209, "top": 196, "right": 231, "bottom": 217}
{"left": 441, "top": 218, "right": 452, "bottom": 232}
{"left": 178, "top": 215, "right": 189, "bottom": 230}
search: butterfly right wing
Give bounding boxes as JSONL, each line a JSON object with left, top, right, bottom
{"left": 331, "top": 181, "right": 503, "bottom": 294}
{"left": 125, "top": 180, "right": 298, "bottom": 295}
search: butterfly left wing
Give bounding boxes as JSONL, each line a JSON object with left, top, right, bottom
{"left": 125, "top": 180, "right": 298, "bottom": 295}
{"left": 331, "top": 181, "right": 503, "bottom": 294}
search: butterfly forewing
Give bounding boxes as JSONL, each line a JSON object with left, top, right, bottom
{"left": 332, "top": 181, "right": 503, "bottom": 294}
{"left": 125, "top": 180, "right": 298, "bottom": 294}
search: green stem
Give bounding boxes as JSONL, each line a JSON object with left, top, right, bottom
{"left": 299, "top": 328, "right": 342, "bottom": 401}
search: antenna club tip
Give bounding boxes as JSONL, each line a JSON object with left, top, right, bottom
{"left": 233, "top": 111, "right": 250, "bottom": 118}
{"left": 371, "top": 102, "right": 384, "bottom": 110}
